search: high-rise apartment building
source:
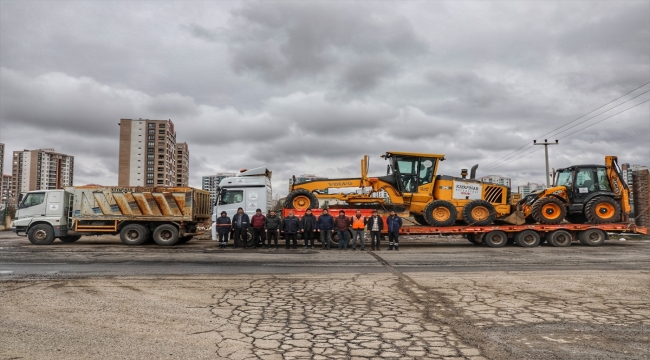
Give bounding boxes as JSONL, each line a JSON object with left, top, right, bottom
{"left": 0, "top": 143, "right": 4, "bottom": 202}
{"left": 118, "top": 119, "right": 189, "bottom": 187}
{"left": 176, "top": 142, "right": 189, "bottom": 187}
{"left": 1, "top": 175, "right": 11, "bottom": 204}
{"left": 10, "top": 149, "right": 74, "bottom": 202}
{"left": 202, "top": 172, "right": 237, "bottom": 207}
{"left": 622, "top": 163, "right": 649, "bottom": 216}
{"left": 479, "top": 175, "right": 511, "bottom": 188}
{"left": 518, "top": 182, "right": 545, "bottom": 196}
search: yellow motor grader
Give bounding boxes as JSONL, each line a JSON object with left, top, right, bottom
{"left": 517, "top": 156, "right": 630, "bottom": 224}
{"left": 285, "top": 152, "right": 513, "bottom": 226}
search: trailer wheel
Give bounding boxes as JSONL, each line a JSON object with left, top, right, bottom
{"left": 284, "top": 189, "right": 319, "bottom": 210}
{"left": 483, "top": 231, "right": 507, "bottom": 248}
{"left": 424, "top": 200, "right": 458, "bottom": 226}
{"left": 548, "top": 230, "right": 572, "bottom": 247}
{"left": 462, "top": 200, "right": 496, "bottom": 226}
{"left": 413, "top": 214, "right": 428, "bottom": 226}
{"left": 584, "top": 197, "right": 621, "bottom": 224}
{"left": 514, "top": 230, "right": 541, "bottom": 248}
{"left": 466, "top": 234, "right": 482, "bottom": 245}
{"left": 27, "top": 224, "right": 56, "bottom": 245}
{"left": 531, "top": 197, "right": 566, "bottom": 224}
{"left": 120, "top": 224, "right": 149, "bottom": 246}
{"left": 153, "top": 224, "right": 179, "bottom": 246}
{"left": 59, "top": 235, "right": 82, "bottom": 243}
{"left": 578, "top": 229, "right": 606, "bottom": 246}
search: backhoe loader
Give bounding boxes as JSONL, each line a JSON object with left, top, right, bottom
{"left": 517, "top": 156, "right": 630, "bottom": 224}
{"left": 285, "top": 152, "right": 513, "bottom": 226}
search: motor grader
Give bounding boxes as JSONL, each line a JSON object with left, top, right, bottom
{"left": 285, "top": 151, "right": 513, "bottom": 226}
{"left": 518, "top": 156, "right": 630, "bottom": 225}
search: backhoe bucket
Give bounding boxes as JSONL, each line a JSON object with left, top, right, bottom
{"left": 502, "top": 211, "right": 526, "bottom": 225}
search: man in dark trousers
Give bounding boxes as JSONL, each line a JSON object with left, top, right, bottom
{"left": 250, "top": 208, "right": 266, "bottom": 249}
{"left": 366, "top": 210, "right": 384, "bottom": 251}
{"left": 232, "top": 207, "right": 250, "bottom": 249}
{"left": 334, "top": 210, "right": 351, "bottom": 250}
{"left": 265, "top": 210, "right": 281, "bottom": 249}
{"left": 215, "top": 211, "right": 232, "bottom": 249}
{"left": 350, "top": 210, "right": 367, "bottom": 250}
{"left": 281, "top": 210, "right": 301, "bottom": 249}
{"left": 300, "top": 209, "right": 317, "bottom": 249}
{"left": 386, "top": 210, "right": 403, "bottom": 251}
{"left": 317, "top": 209, "right": 335, "bottom": 250}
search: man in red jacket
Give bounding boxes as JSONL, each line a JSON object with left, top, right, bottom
{"left": 250, "top": 208, "right": 266, "bottom": 249}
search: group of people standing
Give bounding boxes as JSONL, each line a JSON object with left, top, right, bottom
{"left": 214, "top": 208, "right": 404, "bottom": 251}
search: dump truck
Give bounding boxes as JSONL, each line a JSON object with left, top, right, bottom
{"left": 12, "top": 186, "right": 211, "bottom": 246}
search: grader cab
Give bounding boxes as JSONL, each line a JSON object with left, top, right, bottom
{"left": 285, "top": 152, "right": 513, "bottom": 226}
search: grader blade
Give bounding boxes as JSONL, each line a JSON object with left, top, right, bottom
{"left": 502, "top": 210, "right": 526, "bottom": 225}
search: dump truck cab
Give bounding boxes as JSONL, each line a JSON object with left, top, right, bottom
{"left": 12, "top": 189, "right": 71, "bottom": 238}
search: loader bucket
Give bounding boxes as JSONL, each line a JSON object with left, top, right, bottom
{"left": 502, "top": 211, "right": 526, "bottom": 225}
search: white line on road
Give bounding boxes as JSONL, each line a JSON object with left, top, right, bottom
{"left": 0, "top": 270, "right": 14, "bottom": 275}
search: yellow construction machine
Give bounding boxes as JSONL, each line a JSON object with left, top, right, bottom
{"left": 285, "top": 152, "right": 513, "bottom": 226}
{"left": 517, "top": 156, "right": 630, "bottom": 224}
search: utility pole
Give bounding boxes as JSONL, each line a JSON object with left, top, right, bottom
{"left": 534, "top": 139, "right": 559, "bottom": 188}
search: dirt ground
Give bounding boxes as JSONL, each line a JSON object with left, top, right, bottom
{"left": 2, "top": 271, "right": 649, "bottom": 360}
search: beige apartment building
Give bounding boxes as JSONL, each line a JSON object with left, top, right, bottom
{"left": 10, "top": 148, "right": 74, "bottom": 202}
{"left": 0, "top": 143, "right": 4, "bottom": 201}
{"left": 175, "top": 142, "right": 189, "bottom": 187}
{"left": 1, "top": 175, "right": 11, "bottom": 204}
{"left": 118, "top": 119, "right": 189, "bottom": 187}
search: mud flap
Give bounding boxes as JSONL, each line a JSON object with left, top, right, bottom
{"left": 501, "top": 211, "right": 526, "bottom": 225}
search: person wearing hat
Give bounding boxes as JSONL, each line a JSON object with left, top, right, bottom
{"left": 251, "top": 208, "right": 266, "bottom": 249}
{"left": 215, "top": 211, "right": 232, "bottom": 249}
{"left": 366, "top": 210, "right": 384, "bottom": 250}
{"left": 232, "top": 207, "right": 250, "bottom": 249}
{"left": 334, "top": 210, "right": 351, "bottom": 250}
{"left": 264, "top": 210, "right": 281, "bottom": 249}
{"left": 316, "top": 208, "right": 335, "bottom": 250}
{"left": 386, "top": 210, "right": 403, "bottom": 251}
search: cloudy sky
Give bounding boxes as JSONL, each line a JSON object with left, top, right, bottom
{"left": 1, "top": 1, "right": 649, "bottom": 195}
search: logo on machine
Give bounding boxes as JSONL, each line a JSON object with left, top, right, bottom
{"left": 452, "top": 181, "right": 482, "bottom": 200}
{"left": 328, "top": 181, "right": 353, "bottom": 186}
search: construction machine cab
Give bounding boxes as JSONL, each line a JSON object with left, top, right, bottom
{"left": 554, "top": 166, "right": 613, "bottom": 203}
{"left": 381, "top": 152, "right": 444, "bottom": 194}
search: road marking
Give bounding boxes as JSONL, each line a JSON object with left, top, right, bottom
{"left": 0, "top": 270, "right": 14, "bottom": 275}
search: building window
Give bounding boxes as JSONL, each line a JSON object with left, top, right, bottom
{"left": 147, "top": 173, "right": 154, "bottom": 179}
{"left": 148, "top": 148, "right": 154, "bottom": 153}
{"left": 158, "top": 155, "right": 164, "bottom": 159}
{"left": 147, "top": 161, "right": 154, "bottom": 165}
{"left": 158, "top": 148, "right": 164, "bottom": 153}
{"left": 158, "top": 130, "right": 165, "bottom": 134}
{"left": 148, "top": 129, "right": 155, "bottom": 134}
{"left": 159, "top": 123, "right": 165, "bottom": 128}
{"left": 147, "top": 155, "right": 154, "bottom": 160}
{"left": 147, "top": 167, "right": 153, "bottom": 172}
{"left": 148, "top": 142, "right": 155, "bottom": 146}
{"left": 158, "top": 136, "right": 164, "bottom": 140}
{"left": 147, "top": 179, "right": 154, "bottom": 184}
{"left": 157, "top": 180, "right": 164, "bottom": 184}
{"left": 148, "top": 123, "right": 155, "bottom": 128}
{"left": 158, "top": 161, "right": 164, "bottom": 165}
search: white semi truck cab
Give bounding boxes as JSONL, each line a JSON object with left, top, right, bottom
{"left": 211, "top": 167, "right": 273, "bottom": 241}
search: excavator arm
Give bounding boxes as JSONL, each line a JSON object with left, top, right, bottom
{"left": 605, "top": 156, "right": 631, "bottom": 220}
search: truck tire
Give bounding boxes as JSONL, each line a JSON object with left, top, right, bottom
{"left": 584, "top": 197, "right": 621, "bottom": 224}
{"left": 578, "top": 229, "right": 606, "bottom": 246}
{"left": 531, "top": 197, "right": 566, "bottom": 224}
{"left": 548, "top": 230, "right": 572, "bottom": 247}
{"left": 413, "top": 214, "right": 428, "bottom": 226}
{"left": 153, "top": 224, "right": 180, "bottom": 246}
{"left": 120, "top": 224, "right": 149, "bottom": 246}
{"left": 483, "top": 230, "right": 508, "bottom": 248}
{"left": 514, "top": 230, "right": 541, "bottom": 248}
{"left": 424, "top": 200, "right": 457, "bottom": 227}
{"left": 462, "top": 200, "right": 496, "bottom": 226}
{"left": 284, "top": 189, "right": 319, "bottom": 210}
{"left": 59, "top": 235, "right": 82, "bottom": 243}
{"left": 27, "top": 224, "right": 56, "bottom": 245}
{"left": 466, "top": 234, "right": 482, "bottom": 245}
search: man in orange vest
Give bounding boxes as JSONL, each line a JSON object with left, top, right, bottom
{"left": 350, "top": 210, "right": 367, "bottom": 250}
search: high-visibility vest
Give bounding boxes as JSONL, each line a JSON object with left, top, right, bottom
{"left": 352, "top": 216, "right": 365, "bottom": 229}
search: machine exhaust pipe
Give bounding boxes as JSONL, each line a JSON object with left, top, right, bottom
{"left": 470, "top": 164, "right": 478, "bottom": 179}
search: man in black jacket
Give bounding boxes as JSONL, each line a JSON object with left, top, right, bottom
{"left": 264, "top": 210, "right": 281, "bottom": 249}
{"left": 232, "top": 207, "right": 250, "bottom": 249}
{"left": 215, "top": 211, "right": 232, "bottom": 249}
{"left": 281, "top": 210, "right": 301, "bottom": 249}
{"left": 300, "top": 209, "right": 317, "bottom": 249}
{"left": 366, "top": 210, "right": 384, "bottom": 250}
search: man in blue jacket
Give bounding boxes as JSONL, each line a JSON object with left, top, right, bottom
{"left": 386, "top": 210, "right": 403, "bottom": 251}
{"left": 281, "top": 210, "right": 301, "bottom": 249}
{"left": 316, "top": 209, "right": 335, "bottom": 250}
{"left": 232, "top": 207, "right": 250, "bottom": 249}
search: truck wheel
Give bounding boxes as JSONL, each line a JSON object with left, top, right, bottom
{"left": 120, "top": 224, "right": 149, "bottom": 246}
{"left": 424, "top": 200, "right": 457, "bottom": 227}
{"left": 153, "top": 224, "right": 180, "bottom": 246}
{"left": 531, "top": 197, "right": 566, "bottom": 224}
{"left": 584, "top": 197, "right": 621, "bottom": 224}
{"left": 466, "top": 234, "right": 482, "bottom": 245}
{"left": 514, "top": 230, "right": 541, "bottom": 248}
{"left": 59, "top": 235, "right": 82, "bottom": 243}
{"left": 462, "top": 200, "right": 496, "bottom": 226}
{"left": 27, "top": 224, "right": 56, "bottom": 245}
{"left": 483, "top": 231, "right": 507, "bottom": 248}
{"left": 578, "top": 229, "right": 606, "bottom": 246}
{"left": 413, "top": 214, "right": 428, "bottom": 226}
{"left": 284, "top": 189, "right": 319, "bottom": 210}
{"left": 548, "top": 230, "right": 572, "bottom": 247}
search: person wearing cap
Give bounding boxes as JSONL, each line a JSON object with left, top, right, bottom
{"left": 350, "top": 210, "right": 367, "bottom": 250}
{"left": 334, "top": 210, "right": 351, "bottom": 250}
{"left": 300, "top": 209, "right": 318, "bottom": 249}
{"left": 251, "top": 208, "right": 266, "bottom": 249}
{"left": 232, "top": 207, "right": 250, "bottom": 249}
{"left": 316, "top": 208, "right": 335, "bottom": 250}
{"left": 265, "top": 210, "right": 281, "bottom": 249}
{"left": 366, "top": 210, "right": 384, "bottom": 250}
{"left": 386, "top": 210, "right": 403, "bottom": 251}
{"left": 281, "top": 210, "right": 301, "bottom": 249}
{"left": 215, "top": 211, "right": 232, "bottom": 249}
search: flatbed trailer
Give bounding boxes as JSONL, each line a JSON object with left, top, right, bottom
{"left": 282, "top": 208, "right": 647, "bottom": 248}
